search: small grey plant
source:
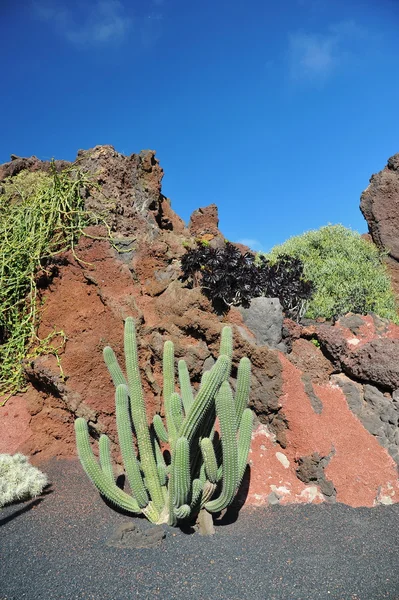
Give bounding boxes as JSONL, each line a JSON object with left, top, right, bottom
{"left": 0, "top": 453, "right": 48, "bottom": 508}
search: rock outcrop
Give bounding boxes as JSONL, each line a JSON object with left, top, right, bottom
{"left": 0, "top": 145, "right": 398, "bottom": 510}
{"left": 361, "top": 153, "right": 399, "bottom": 261}
{"left": 361, "top": 152, "right": 399, "bottom": 300}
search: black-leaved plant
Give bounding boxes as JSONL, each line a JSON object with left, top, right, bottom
{"left": 180, "top": 242, "right": 314, "bottom": 320}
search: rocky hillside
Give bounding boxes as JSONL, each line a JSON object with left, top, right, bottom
{"left": 0, "top": 145, "right": 398, "bottom": 509}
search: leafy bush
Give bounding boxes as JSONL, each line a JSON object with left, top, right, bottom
{"left": 259, "top": 224, "right": 399, "bottom": 323}
{"left": 0, "top": 453, "right": 48, "bottom": 508}
{"left": 180, "top": 241, "right": 313, "bottom": 319}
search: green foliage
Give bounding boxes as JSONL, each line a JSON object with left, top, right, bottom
{"left": 259, "top": 224, "right": 399, "bottom": 323}
{"left": 0, "top": 166, "right": 113, "bottom": 403}
{"left": 75, "top": 318, "right": 254, "bottom": 529}
{"left": 0, "top": 453, "right": 48, "bottom": 508}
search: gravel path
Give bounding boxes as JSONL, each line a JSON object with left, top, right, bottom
{"left": 1, "top": 458, "right": 398, "bottom": 600}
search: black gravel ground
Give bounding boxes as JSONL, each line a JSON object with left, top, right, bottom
{"left": 1, "top": 458, "right": 398, "bottom": 600}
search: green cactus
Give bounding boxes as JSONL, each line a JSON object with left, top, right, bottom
{"left": 74, "top": 317, "right": 254, "bottom": 531}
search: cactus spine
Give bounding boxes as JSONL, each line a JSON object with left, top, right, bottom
{"left": 75, "top": 317, "right": 254, "bottom": 531}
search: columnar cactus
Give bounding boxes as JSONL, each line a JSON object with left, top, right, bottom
{"left": 74, "top": 317, "right": 254, "bottom": 529}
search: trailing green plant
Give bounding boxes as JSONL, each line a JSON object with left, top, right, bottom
{"left": 0, "top": 165, "right": 116, "bottom": 404}
{"left": 259, "top": 224, "right": 399, "bottom": 323}
{"left": 180, "top": 240, "right": 313, "bottom": 319}
{"left": 0, "top": 453, "right": 48, "bottom": 508}
{"left": 74, "top": 317, "right": 254, "bottom": 531}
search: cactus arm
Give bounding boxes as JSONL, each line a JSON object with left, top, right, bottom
{"left": 237, "top": 408, "right": 254, "bottom": 487}
{"left": 190, "top": 478, "right": 203, "bottom": 508}
{"left": 170, "top": 392, "right": 184, "bottom": 435}
{"left": 199, "top": 462, "right": 206, "bottom": 483}
{"left": 74, "top": 418, "right": 141, "bottom": 514}
{"left": 124, "top": 318, "right": 164, "bottom": 511}
{"left": 197, "top": 370, "right": 216, "bottom": 439}
{"left": 164, "top": 392, "right": 177, "bottom": 450}
{"left": 157, "top": 465, "right": 167, "bottom": 487}
{"left": 175, "top": 504, "right": 191, "bottom": 520}
{"left": 235, "top": 357, "right": 251, "bottom": 427}
{"left": 152, "top": 414, "right": 168, "bottom": 443}
{"left": 178, "top": 359, "right": 194, "bottom": 415}
{"left": 167, "top": 469, "right": 177, "bottom": 526}
{"left": 204, "top": 381, "right": 238, "bottom": 513}
{"left": 153, "top": 436, "right": 167, "bottom": 469}
{"left": 200, "top": 438, "right": 218, "bottom": 484}
{"left": 219, "top": 326, "right": 233, "bottom": 361}
{"left": 173, "top": 436, "right": 191, "bottom": 508}
{"left": 163, "top": 340, "right": 175, "bottom": 406}
{"left": 115, "top": 384, "right": 149, "bottom": 508}
{"left": 200, "top": 481, "right": 217, "bottom": 507}
{"left": 103, "top": 347, "right": 127, "bottom": 387}
{"left": 179, "top": 355, "right": 230, "bottom": 443}
{"left": 200, "top": 369, "right": 210, "bottom": 386}
{"left": 153, "top": 438, "right": 168, "bottom": 486}
{"left": 219, "top": 326, "right": 233, "bottom": 380}
{"left": 99, "top": 434, "right": 114, "bottom": 483}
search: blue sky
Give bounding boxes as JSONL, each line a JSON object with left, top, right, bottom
{"left": 1, "top": 0, "right": 399, "bottom": 252}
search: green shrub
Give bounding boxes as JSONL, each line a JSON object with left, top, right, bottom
{"left": 0, "top": 453, "right": 48, "bottom": 508}
{"left": 0, "top": 165, "right": 116, "bottom": 403}
{"left": 258, "top": 224, "right": 399, "bottom": 323}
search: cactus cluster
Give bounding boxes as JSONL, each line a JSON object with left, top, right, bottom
{"left": 74, "top": 318, "right": 254, "bottom": 528}
{"left": 0, "top": 453, "right": 48, "bottom": 508}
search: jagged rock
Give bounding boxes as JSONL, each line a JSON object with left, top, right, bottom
{"left": 0, "top": 154, "right": 69, "bottom": 179}
{"left": 188, "top": 203, "right": 224, "bottom": 246}
{"left": 295, "top": 452, "right": 336, "bottom": 501}
{"left": 360, "top": 153, "right": 399, "bottom": 302}
{"left": 360, "top": 152, "right": 399, "bottom": 260}
{"left": 314, "top": 315, "right": 399, "bottom": 391}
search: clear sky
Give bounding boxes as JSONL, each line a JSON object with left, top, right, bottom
{"left": 1, "top": 0, "right": 399, "bottom": 251}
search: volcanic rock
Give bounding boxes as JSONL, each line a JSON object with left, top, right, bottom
{"left": 360, "top": 152, "right": 399, "bottom": 260}
{"left": 360, "top": 153, "right": 399, "bottom": 302}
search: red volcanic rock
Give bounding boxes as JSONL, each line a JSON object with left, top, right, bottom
{"left": 288, "top": 338, "right": 334, "bottom": 385}
{"left": 314, "top": 314, "right": 399, "bottom": 390}
{"left": 188, "top": 204, "right": 225, "bottom": 247}
{"left": 360, "top": 153, "right": 399, "bottom": 261}
{"left": 0, "top": 396, "right": 32, "bottom": 454}
{"left": 276, "top": 355, "right": 399, "bottom": 507}
{"left": 360, "top": 152, "right": 399, "bottom": 305}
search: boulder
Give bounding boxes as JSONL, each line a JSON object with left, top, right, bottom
{"left": 237, "top": 297, "right": 286, "bottom": 351}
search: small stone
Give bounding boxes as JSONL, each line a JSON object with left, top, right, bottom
{"left": 275, "top": 452, "right": 290, "bottom": 469}
{"left": 267, "top": 491, "right": 281, "bottom": 505}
